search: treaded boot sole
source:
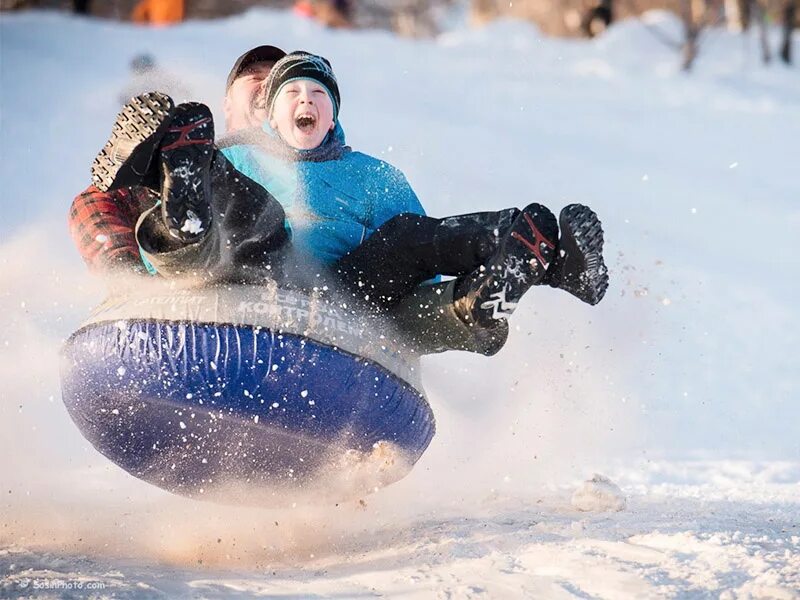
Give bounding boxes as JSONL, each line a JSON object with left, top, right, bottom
{"left": 551, "top": 204, "right": 609, "bottom": 305}
{"left": 456, "top": 203, "right": 557, "bottom": 326}
{"left": 92, "top": 92, "right": 175, "bottom": 192}
{"left": 158, "top": 102, "right": 215, "bottom": 242}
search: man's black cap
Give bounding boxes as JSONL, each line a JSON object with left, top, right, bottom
{"left": 225, "top": 45, "right": 287, "bottom": 91}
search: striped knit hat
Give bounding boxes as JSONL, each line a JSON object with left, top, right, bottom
{"left": 263, "top": 51, "right": 341, "bottom": 121}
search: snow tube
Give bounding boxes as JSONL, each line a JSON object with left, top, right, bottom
{"left": 60, "top": 283, "right": 435, "bottom": 500}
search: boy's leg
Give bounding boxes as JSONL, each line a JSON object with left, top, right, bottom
{"left": 334, "top": 209, "right": 518, "bottom": 306}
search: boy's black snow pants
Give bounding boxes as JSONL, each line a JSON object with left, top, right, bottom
{"left": 334, "top": 209, "right": 519, "bottom": 309}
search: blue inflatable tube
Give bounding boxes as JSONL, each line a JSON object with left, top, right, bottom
{"left": 60, "top": 284, "right": 435, "bottom": 500}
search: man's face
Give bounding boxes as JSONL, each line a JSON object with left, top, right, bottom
{"left": 268, "top": 79, "right": 335, "bottom": 150}
{"left": 223, "top": 62, "right": 273, "bottom": 132}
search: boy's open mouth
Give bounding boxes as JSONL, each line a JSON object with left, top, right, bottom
{"left": 295, "top": 114, "right": 316, "bottom": 132}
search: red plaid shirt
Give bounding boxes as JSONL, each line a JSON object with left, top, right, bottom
{"left": 69, "top": 185, "right": 158, "bottom": 274}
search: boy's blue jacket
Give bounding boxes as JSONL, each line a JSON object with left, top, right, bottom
{"left": 219, "top": 122, "right": 426, "bottom": 265}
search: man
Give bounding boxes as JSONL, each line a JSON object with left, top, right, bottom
{"left": 69, "top": 45, "right": 287, "bottom": 276}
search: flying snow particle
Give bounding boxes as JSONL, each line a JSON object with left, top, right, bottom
{"left": 179, "top": 421, "right": 187, "bottom": 429}
{"left": 180, "top": 211, "right": 204, "bottom": 235}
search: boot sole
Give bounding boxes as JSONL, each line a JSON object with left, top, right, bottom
{"left": 92, "top": 92, "right": 175, "bottom": 192}
{"left": 158, "top": 103, "right": 215, "bottom": 242}
{"left": 556, "top": 204, "right": 609, "bottom": 305}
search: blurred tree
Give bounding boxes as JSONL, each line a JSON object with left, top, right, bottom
{"left": 679, "top": 0, "right": 725, "bottom": 70}
{"left": 779, "top": 0, "right": 797, "bottom": 63}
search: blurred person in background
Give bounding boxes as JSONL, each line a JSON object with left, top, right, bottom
{"left": 118, "top": 53, "right": 190, "bottom": 106}
{"left": 581, "top": 0, "right": 613, "bottom": 38}
{"left": 72, "top": 0, "right": 91, "bottom": 15}
{"left": 131, "top": 0, "right": 184, "bottom": 26}
{"left": 293, "top": 0, "right": 353, "bottom": 28}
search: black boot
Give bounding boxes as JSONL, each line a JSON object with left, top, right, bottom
{"left": 135, "top": 150, "right": 290, "bottom": 285}
{"left": 453, "top": 203, "right": 558, "bottom": 328}
{"left": 545, "top": 204, "right": 608, "bottom": 305}
{"left": 92, "top": 92, "right": 175, "bottom": 192}
{"left": 157, "top": 102, "right": 215, "bottom": 243}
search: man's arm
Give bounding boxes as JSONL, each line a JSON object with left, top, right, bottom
{"left": 69, "top": 185, "right": 157, "bottom": 275}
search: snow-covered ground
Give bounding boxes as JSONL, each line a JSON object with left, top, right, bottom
{"left": 1, "top": 8, "right": 798, "bottom": 599}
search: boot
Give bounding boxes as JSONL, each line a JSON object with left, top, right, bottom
{"left": 453, "top": 203, "right": 558, "bottom": 328}
{"left": 545, "top": 204, "right": 608, "bottom": 305}
{"left": 92, "top": 92, "right": 175, "bottom": 192}
{"left": 157, "top": 102, "right": 215, "bottom": 242}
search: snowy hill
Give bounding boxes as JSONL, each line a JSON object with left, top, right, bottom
{"left": 1, "top": 8, "right": 798, "bottom": 598}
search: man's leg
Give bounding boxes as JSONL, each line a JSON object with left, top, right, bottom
{"left": 95, "top": 95, "right": 288, "bottom": 283}
{"left": 135, "top": 149, "right": 288, "bottom": 283}
{"left": 389, "top": 280, "right": 509, "bottom": 357}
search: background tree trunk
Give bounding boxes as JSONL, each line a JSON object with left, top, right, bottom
{"left": 681, "top": 0, "right": 701, "bottom": 69}
{"left": 780, "top": 0, "right": 797, "bottom": 63}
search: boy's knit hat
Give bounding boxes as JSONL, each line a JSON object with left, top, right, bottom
{"left": 263, "top": 51, "right": 341, "bottom": 120}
